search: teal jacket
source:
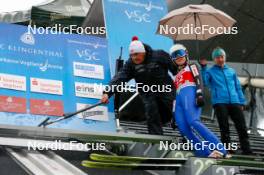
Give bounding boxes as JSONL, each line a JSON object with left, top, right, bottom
{"left": 201, "top": 64, "right": 246, "bottom": 105}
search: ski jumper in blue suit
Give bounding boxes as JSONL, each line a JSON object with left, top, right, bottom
{"left": 174, "top": 65, "right": 227, "bottom": 157}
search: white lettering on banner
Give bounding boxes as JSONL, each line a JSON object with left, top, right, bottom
{"left": 0, "top": 73, "right": 26, "bottom": 91}
{"left": 0, "top": 57, "right": 63, "bottom": 71}
{"left": 75, "top": 82, "right": 102, "bottom": 99}
{"left": 0, "top": 43, "right": 63, "bottom": 58}
{"left": 76, "top": 49, "right": 99, "bottom": 61}
{"left": 73, "top": 62, "right": 104, "bottom": 79}
{"left": 124, "top": 10, "right": 151, "bottom": 23}
{"left": 67, "top": 40, "right": 107, "bottom": 49}
{"left": 76, "top": 103, "right": 108, "bottom": 121}
{"left": 30, "top": 78, "right": 63, "bottom": 95}
{"left": 108, "top": 0, "right": 164, "bottom": 11}
{"left": 91, "top": 43, "right": 107, "bottom": 49}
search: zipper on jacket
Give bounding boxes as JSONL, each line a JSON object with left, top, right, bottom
{"left": 221, "top": 68, "right": 231, "bottom": 103}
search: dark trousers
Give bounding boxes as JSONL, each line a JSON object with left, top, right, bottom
{"left": 214, "top": 104, "right": 251, "bottom": 153}
{"left": 140, "top": 93, "right": 174, "bottom": 135}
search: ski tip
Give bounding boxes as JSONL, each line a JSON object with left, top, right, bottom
{"left": 81, "top": 160, "right": 125, "bottom": 170}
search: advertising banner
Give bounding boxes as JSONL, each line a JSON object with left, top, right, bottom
{"left": 102, "top": 0, "right": 172, "bottom": 76}
{"left": 0, "top": 23, "right": 116, "bottom": 132}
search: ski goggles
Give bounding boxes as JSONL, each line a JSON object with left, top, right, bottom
{"left": 170, "top": 49, "right": 187, "bottom": 61}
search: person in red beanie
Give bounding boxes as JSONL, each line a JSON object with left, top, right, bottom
{"left": 101, "top": 36, "right": 177, "bottom": 135}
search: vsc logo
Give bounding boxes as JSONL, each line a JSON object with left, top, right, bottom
{"left": 20, "top": 32, "right": 35, "bottom": 45}
{"left": 124, "top": 10, "right": 151, "bottom": 23}
{"left": 76, "top": 49, "right": 99, "bottom": 61}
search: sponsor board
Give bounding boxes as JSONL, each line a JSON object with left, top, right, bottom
{"left": 75, "top": 82, "right": 102, "bottom": 99}
{"left": 103, "top": 0, "right": 171, "bottom": 76}
{"left": 76, "top": 103, "right": 108, "bottom": 121}
{"left": 73, "top": 62, "right": 104, "bottom": 79}
{"left": 0, "top": 95, "right": 27, "bottom": 113}
{"left": 30, "top": 99, "right": 64, "bottom": 116}
{"left": 0, "top": 23, "right": 115, "bottom": 132}
{"left": 0, "top": 73, "right": 26, "bottom": 91}
{"left": 30, "top": 77, "right": 63, "bottom": 95}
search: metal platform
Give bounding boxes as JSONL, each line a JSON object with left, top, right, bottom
{"left": 0, "top": 118, "right": 263, "bottom": 175}
{"left": 0, "top": 124, "right": 174, "bottom": 144}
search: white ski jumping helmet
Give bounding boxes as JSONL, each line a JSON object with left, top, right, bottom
{"left": 170, "top": 44, "right": 188, "bottom": 61}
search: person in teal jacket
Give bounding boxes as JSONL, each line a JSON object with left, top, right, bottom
{"left": 199, "top": 47, "right": 252, "bottom": 155}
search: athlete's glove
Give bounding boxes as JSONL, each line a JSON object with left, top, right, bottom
{"left": 196, "top": 89, "right": 205, "bottom": 107}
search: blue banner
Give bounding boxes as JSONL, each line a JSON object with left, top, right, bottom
{"left": 103, "top": 0, "right": 172, "bottom": 76}
{"left": 0, "top": 23, "right": 116, "bottom": 133}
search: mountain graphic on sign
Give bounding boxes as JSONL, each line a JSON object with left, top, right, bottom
{"left": 6, "top": 97, "right": 13, "bottom": 103}
{"left": 44, "top": 101, "right": 50, "bottom": 106}
{"left": 20, "top": 32, "right": 35, "bottom": 45}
